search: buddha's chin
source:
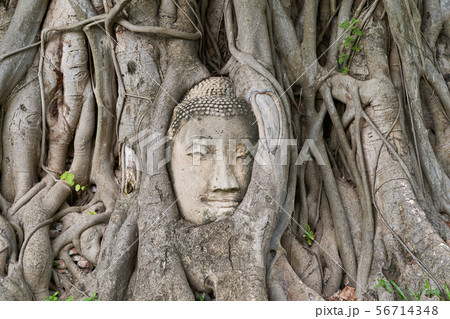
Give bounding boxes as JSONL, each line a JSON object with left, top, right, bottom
{"left": 206, "top": 201, "right": 239, "bottom": 220}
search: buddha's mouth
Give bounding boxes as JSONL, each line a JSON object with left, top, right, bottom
{"left": 201, "top": 194, "right": 242, "bottom": 208}
{"left": 204, "top": 200, "right": 240, "bottom": 209}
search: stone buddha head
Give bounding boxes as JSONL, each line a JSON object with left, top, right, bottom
{"left": 168, "top": 77, "right": 258, "bottom": 225}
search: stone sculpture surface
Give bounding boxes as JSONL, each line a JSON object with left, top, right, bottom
{"left": 168, "top": 77, "right": 258, "bottom": 225}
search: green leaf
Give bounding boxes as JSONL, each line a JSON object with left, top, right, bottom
{"left": 389, "top": 279, "right": 408, "bottom": 300}
{"left": 81, "top": 186, "right": 85, "bottom": 191}
{"left": 339, "top": 54, "right": 349, "bottom": 64}
{"left": 376, "top": 279, "right": 394, "bottom": 293}
{"left": 340, "top": 20, "right": 350, "bottom": 29}
{"left": 352, "top": 46, "right": 360, "bottom": 52}
{"left": 45, "top": 291, "right": 59, "bottom": 301}
{"left": 195, "top": 292, "right": 206, "bottom": 301}
{"left": 75, "top": 184, "right": 80, "bottom": 192}
{"left": 351, "top": 17, "right": 360, "bottom": 25}
{"left": 66, "top": 296, "right": 73, "bottom": 301}
{"left": 60, "top": 172, "right": 68, "bottom": 180}
{"left": 339, "top": 67, "right": 350, "bottom": 75}
{"left": 436, "top": 289, "right": 444, "bottom": 301}
{"left": 355, "top": 29, "right": 362, "bottom": 37}
{"left": 445, "top": 283, "right": 450, "bottom": 300}
{"left": 53, "top": 261, "right": 59, "bottom": 267}
{"left": 408, "top": 287, "right": 421, "bottom": 301}
{"left": 344, "top": 36, "right": 354, "bottom": 48}
{"left": 417, "top": 289, "right": 423, "bottom": 300}
{"left": 83, "top": 292, "right": 98, "bottom": 301}
{"left": 65, "top": 173, "right": 75, "bottom": 186}
{"left": 89, "top": 211, "right": 97, "bottom": 215}
{"left": 385, "top": 283, "right": 394, "bottom": 294}
{"left": 375, "top": 279, "right": 383, "bottom": 288}
{"left": 304, "top": 225, "right": 315, "bottom": 242}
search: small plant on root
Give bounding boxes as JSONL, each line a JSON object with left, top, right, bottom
{"left": 45, "top": 291, "right": 98, "bottom": 301}
{"left": 338, "top": 17, "right": 362, "bottom": 74}
{"left": 60, "top": 172, "right": 86, "bottom": 192}
{"left": 376, "top": 278, "right": 450, "bottom": 301}
{"left": 303, "top": 224, "right": 315, "bottom": 246}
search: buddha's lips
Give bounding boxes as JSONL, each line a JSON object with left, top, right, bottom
{"left": 200, "top": 195, "right": 241, "bottom": 208}
{"left": 201, "top": 194, "right": 241, "bottom": 202}
{"left": 208, "top": 201, "right": 239, "bottom": 208}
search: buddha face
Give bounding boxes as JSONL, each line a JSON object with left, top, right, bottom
{"left": 169, "top": 115, "right": 258, "bottom": 225}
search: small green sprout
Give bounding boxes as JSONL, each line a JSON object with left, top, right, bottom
{"left": 339, "top": 54, "right": 349, "bottom": 64}
{"left": 45, "top": 291, "right": 59, "bottom": 301}
{"left": 60, "top": 171, "right": 75, "bottom": 186}
{"left": 60, "top": 172, "right": 86, "bottom": 192}
{"left": 388, "top": 279, "right": 408, "bottom": 301}
{"left": 375, "top": 278, "right": 394, "bottom": 294}
{"left": 44, "top": 291, "right": 98, "bottom": 301}
{"left": 83, "top": 292, "right": 98, "bottom": 301}
{"left": 445, "top": 283, "right": 450, "bottom": 300}
{"left": 377, "top": 278, "right": 449, "bottom": 301}
{"left": 196, "top": 292, "right": 206, "bottom": 301}
{"left": 338, "top": 17, "right": 363, "bottom": 74}
{"left": 339, "top": 66, "right": 350, "bottom": 75}
{"left": 303, "top": 224, "right": 315, "bottom": 246}
{"left": 376, "top": 278, "right": 408, "bottom": 301}
{"left": 408, "top": 287, "right": 422, "bottom": 301}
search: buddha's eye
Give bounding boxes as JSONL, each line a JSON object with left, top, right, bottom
{"left": 186, "top": 145, "right": 212, "bottom": 159}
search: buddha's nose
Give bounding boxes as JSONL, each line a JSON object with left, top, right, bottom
{"left": 210, "top": 156, "right": 239, "bottom": 192}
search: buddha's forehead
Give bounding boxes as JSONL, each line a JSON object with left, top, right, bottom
{"left": 176, "top": 115, "right": 258, "bottom": 144}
